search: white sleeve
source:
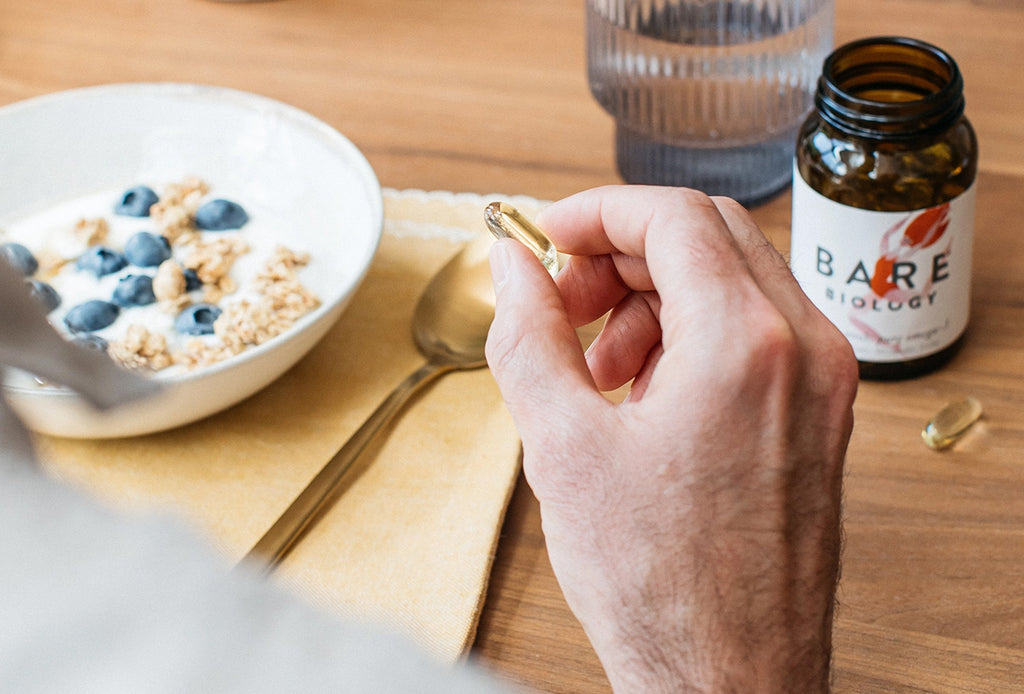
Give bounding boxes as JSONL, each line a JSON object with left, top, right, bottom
{"left": 0, "top": 403, "right": 516, "bottom": 694}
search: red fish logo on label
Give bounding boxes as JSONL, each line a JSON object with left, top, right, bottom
{"left": 870, "top": 203, "right": 950, "bottom": 297}
{"left": 848, "top": 202, "right": 953, "bottom": 354}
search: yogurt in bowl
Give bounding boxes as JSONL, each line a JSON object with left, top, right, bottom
{"left": 0, "top": 83, "right": 383, "bottom": 438}
{"left": 4, "top": 178, "right": 320, "bottom": 376}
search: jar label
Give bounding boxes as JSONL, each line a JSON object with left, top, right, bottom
{"left": 789, "top": 169, "right": 976, "bottom": 363}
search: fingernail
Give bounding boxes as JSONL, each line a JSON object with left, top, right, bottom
{"left": 489, "top": 240, "right": 511, "bottom": 294}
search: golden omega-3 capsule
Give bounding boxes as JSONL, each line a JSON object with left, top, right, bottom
{"left": 484, "top": 202, "right": 559, "bottom": 276}
{"left": 922, "top": 396, "right": 982, "bottom": 450}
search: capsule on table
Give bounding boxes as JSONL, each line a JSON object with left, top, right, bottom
{"left": 921, "top": 396, "right": 982, "bottom": 450}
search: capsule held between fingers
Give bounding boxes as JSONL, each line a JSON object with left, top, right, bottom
{"left": 484, "top": 202, "right": 559, "bottom": 276}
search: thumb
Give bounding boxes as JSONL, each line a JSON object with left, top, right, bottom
{"left": 486, "top": 239, "right": 602, "bottom": 438}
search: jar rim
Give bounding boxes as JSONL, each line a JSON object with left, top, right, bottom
{"left": 816, "top": 36, "right": 965, "bottom": 140}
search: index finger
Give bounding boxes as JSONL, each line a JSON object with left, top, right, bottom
{"left": 537, "top": 185, "right": 765, "bottom": 340}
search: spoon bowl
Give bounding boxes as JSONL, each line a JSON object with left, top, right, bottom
{"left": 413, "top": 235, "right": 494, "bottom": 367}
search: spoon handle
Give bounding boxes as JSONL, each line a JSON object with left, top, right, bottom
{"left": 242, "top": 360, "right": 451, "bottom": 572}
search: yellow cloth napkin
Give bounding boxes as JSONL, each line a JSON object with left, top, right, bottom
{"left": 35, "top": 188, "right": 547, "bottom": 663}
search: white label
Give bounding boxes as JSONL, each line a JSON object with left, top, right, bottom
{"left": 790, "top": 168, "right": 976, "bottom": 363}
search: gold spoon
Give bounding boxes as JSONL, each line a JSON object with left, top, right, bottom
{"left": 243, "top": 203, "right": 554, "bottom": 572}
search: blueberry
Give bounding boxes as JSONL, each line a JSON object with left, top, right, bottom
{"left": 71, "top": 334, "right": 109, "bottom": 354}
{"left": 64, "top": 300, "right": 120, "bottom": 333}
{"left": 26, "top": 280, "right": 61, "bottom": 313}
{"left": 194, "top": 199, "right": 248, "bottom": 230}
{"left": 114, "top": 186, "right": 159, "bottom": 217}
{"left": 183, "top": 267, "right": 202, "bottom": 291}
{"left": 2, "top": 242, "right": 39, "bottom": 276}
{"left": 112, "top": 274, "right": 156, "bottom": 307}
{"left": 175, "top": 303, "right": 222, "bottom": 335}
{"left": 77, "top": 246, "right": 128, "bottom": 278}
{"left": 124, "top": 231, "right": 171, "bottom": 267}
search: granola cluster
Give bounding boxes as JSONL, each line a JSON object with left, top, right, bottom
{"left": 151, "top": 177, "right": 209, "bottom": 244}
{"left": 108, "top": 325, "right": 174, "bottom": 372}
{"left": 177, "top": 247, "right": 320, "bottom": 369}
{"left": 183, "top": 235, "right": 251, "bottom": 302}
{"left": 73, "top": 217, "right": 109, "bottom": 246}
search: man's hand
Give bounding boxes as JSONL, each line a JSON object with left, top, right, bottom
{"left": 486, "top": 186, "right": 858, "bottom": 693}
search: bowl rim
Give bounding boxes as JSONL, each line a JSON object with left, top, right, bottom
{"left": 1, "top": 81, "right": 384, "bottom": 397}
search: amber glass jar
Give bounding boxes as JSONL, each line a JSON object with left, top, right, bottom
{"left": 790, "top": 36, "right": 978, "bottom": 380}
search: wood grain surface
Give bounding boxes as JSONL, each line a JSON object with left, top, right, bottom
{"left": 4, "top": 1, "right": 1024, "bottom": 691}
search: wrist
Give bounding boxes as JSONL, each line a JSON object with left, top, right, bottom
{"left": 586, "top": 599, "right": 834, "bottom": 694}
{"left": 598, "top": 638, "right": 833, "bottom": 694}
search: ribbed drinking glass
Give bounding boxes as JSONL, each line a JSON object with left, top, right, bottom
{"left": 586, "top": 0, "right": 834, "bottom": 206}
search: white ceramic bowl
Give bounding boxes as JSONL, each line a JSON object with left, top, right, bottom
{"left": 0, "top": 83, "right": 383, "bottom": 438}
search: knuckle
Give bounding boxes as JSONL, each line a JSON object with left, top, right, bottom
{"left": 803, "top": 309, "right": 860, "bottom": 404}
{"left": 745, "top": 307, "right": 801, "bottom": 371}
{"left": 649, "top": 187, "right": 719, "bottom": 226}
{"left": 819, "top": 329, "right": 860, "bottom": 405}
{"left": 710, "top": 194, "right": 748, "bottom": 217}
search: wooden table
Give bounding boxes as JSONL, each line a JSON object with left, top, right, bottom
{"left": 4, "top": 1, "right": 1024, "bottom": 691}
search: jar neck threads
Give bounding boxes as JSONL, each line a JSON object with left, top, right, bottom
{"left": 815, "top": 36, "right": 964, "bottom": 142}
